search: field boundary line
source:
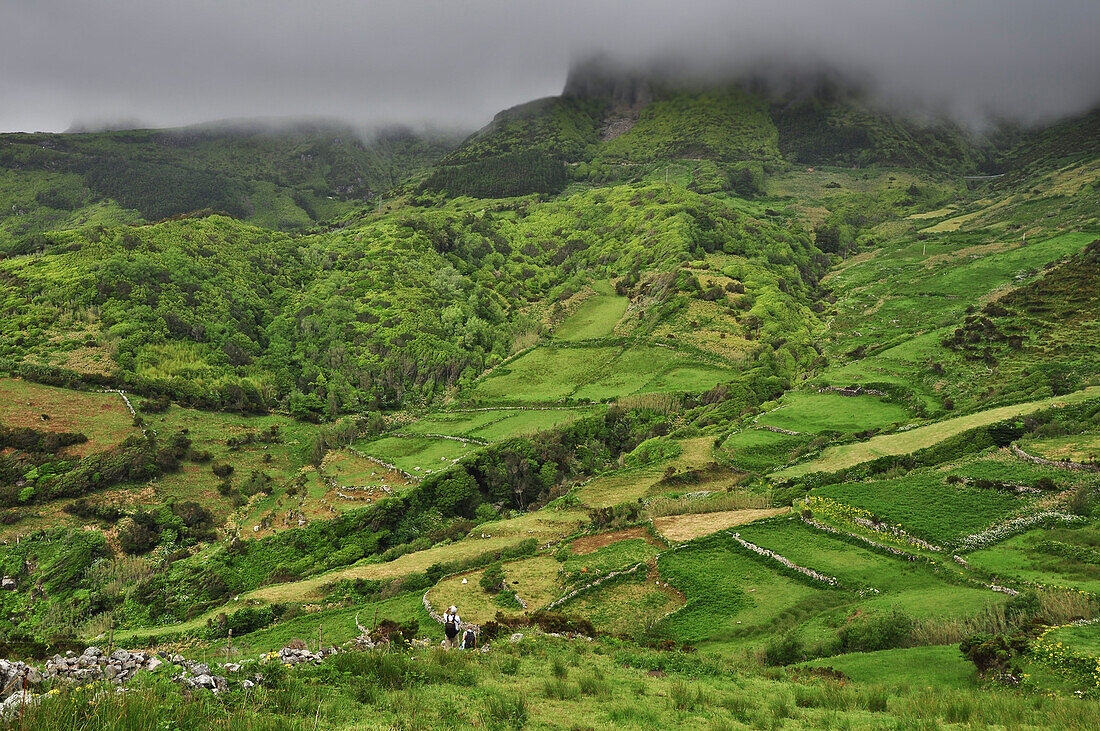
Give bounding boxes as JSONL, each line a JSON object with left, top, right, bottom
{"left": 347, "top": 447, "right": 420, "bottom": 481}
{"left": 729, "top": 532, "right": 841, "bottom": 586}
{"left": 1010, "top": 442, "right": 1100, "bottom": 473}
{"left": 778, "top": 387, "right": 1100, "bottom": 477}
{"left": 390, "top": 432, "right": 489, "bottom": 446}
{"left": 545, "top": 562, "right": 648, "bottom": 611}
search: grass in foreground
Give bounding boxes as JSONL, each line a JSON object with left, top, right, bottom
{"left": 14, "top": 637, "right": 1100, "bottom": 730}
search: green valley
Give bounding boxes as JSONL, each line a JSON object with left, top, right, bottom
{"left": 0, "top": 60, "right": 1098, "bottom": 730}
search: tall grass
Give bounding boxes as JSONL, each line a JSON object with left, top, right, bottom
{"left": 482, "top": 691, "right": 528, "bottom": 729}
{"left": 911, "top": 603, "right": 1012, "bottom": 646}
{"left": 911, "top": 591, "right": 1096, "bottom": 646}
{"left": 7, "top": 676, "right": 292, "bottom": 731}
{"left": 615, "top": 392, "right": 682, "bottom": 414}
{"left": 646, "top": 490, "right": 770, "bottom": 517}
{"left": 510, "top": 330, "right": 539, "bottom": 354}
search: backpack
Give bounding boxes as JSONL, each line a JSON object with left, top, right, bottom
{"left": 444, "top": 616, "right": 458, "bottom": 639}
{"left": 462, "top": 629, "right": 476, "bottom": 649}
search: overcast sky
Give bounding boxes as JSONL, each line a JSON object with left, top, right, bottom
{"left": 2, "top": 0, "right": 1098, "bottom": 133}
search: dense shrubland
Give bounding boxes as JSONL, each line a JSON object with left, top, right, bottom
{"left": 0, "top": 182, "right": 826, "bottom": 415}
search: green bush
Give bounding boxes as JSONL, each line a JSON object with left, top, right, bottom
{"left": 480, "top": 563, "right": 505, "bottom": 594}
{"left": 836, "top": 610, "right": 914, "bottom": 654}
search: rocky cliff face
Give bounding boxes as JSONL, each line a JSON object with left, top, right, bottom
{"left": 562, "top": 56, "right": 653, "bottom": 110}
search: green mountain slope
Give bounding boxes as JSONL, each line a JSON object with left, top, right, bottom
{"left": 0, "top": 123, "right": 458, "bottom": 252}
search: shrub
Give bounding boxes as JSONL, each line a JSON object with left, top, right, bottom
{"left": 764, "top": 632, "right": 805, "bottom": 666}
{"left": 836, "top": 610, "right": 913, "bottom": 653}
{"left": 478, "top": 563, "right": 505, "bottom": 594}
{"left": 959, "top": 632, "right": 1029, "bottom": 674}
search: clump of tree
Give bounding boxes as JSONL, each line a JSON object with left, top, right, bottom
{"left": 422, "top": 151, "right": 567, "bottom": 198}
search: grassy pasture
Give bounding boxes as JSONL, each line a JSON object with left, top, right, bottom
{"left": 222, "top": 593, "right": 426, "bottom": 657}
{"left": 778, "top": 387, "right": 1100, "bottom": 477}
{"left": 554, "top": 290, "right": 628, "bottom": 340}
{"left": 575, "top": 436, "right": 726, "bottom": 508}
{"left": 322, "top": 450, "right": 413, "bottom": 491}
{"left": 400, "top": 410, "right": 512, "bottom": 436}
{"left": 721, "top": 429, "right": 813, "bottom": 473}
{"left": 965, "top": 524, "right": 1100, "bottom": 594}
{"left": 353, "top": 435, "right": 474, "bottom": 475}
{"left": 426, "top": 556, "right": 564, "bottom": 623}
{"left": 818, "top": 329, "right": 948, "bottom": 412}
{"left": 946, "top": 448, "right": 1099, "bottom": 491}
{"left": 469, "top": 408, "right": 601, "bottom": 440}
{"left": 569, "top": 347, "right": 681, "bottom": 401}
{"left": 242, "top": 509, "right": 587, "bottom": 603}
{"left": 798, "top": 645, "right": 978, "bottom": 688}
{"left": 907, "top": 206, "right": 958, "bottom": 220}
{"left": 655, "top": 531, "right": 837, "bottom": 647}
{"left": 0, "top": 378, "right": 136, "bottom": 456}
{"left": 812, "top": 472, "right": 1030, "bottom": 546}
{"left": 576, "top": 465, "right": 666, "bottom": 507}
{"left": 654, "top": 508, "right": 789, "bottom": 542}
{"left": 756, "top": 391, "right": 909, "bottom": 434}
{"left": 468, "top": 347, "right": 615, "bottom": 402}
{"left": 466, "top": 344, "right": 734, "bottom": 404}
{"left": 401, "top": 407, "right": 601, "bottom": 442}
{"left": 643, "top": 363, "right": 738, "bottom": 393}
{"left": 1017, "top": 433, "right": 1100, "bottom": 464}
{"left": 735, "top": 518, "right": 1002, "bottom": 618}
{"left": 1044, "top": 623, "right": 1100, "bottom": 658}
{"left": 566, "top": 569, "right": 684, "bottom": 634}
{"left": 560, "top": 538, "right": 661, "bottom": 583}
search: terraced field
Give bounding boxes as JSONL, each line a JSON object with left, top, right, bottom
{"left": 242, "top": 509, "right": 587, "bottom": 603}
{"left": 965, "top": 524, "right": 1100, "bottom": 594}
{"left": 465, "top": 344, "right": 734, "bottom": 404}
{"left": 810, "top": 472, "right": 1033, "bottom": 546}
{"left": 755, "top": 390, "right": 910, "bottom": 435}
{"left": 778, "top": 387, "right": 1100, "bottom": 477}
{"left": 736, "top": 518, "right": 1004, "bottom": 617}
{"left": 798, "top": 645, "right": 978, "bottom": 688}
{"left": 655, "top": 531, "right": 836, "bottom": 648}
{"left": 553, "top": 285, "right": 628, "bottom": 341}
{"left": 352, "top": 406, "right": 603, "bottom": 475}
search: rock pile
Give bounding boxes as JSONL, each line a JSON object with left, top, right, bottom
{"left": 271, "top": 645, "right": 338, "bottom": 667}
{"left": 41, "top": 647, "right": 168, "bottom": 686}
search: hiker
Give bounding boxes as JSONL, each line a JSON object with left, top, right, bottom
{"left": 442, "top": 605, "right": 461, "bottom": 649}
{"left": 461, "top": 626, "right": 477, "bottom": 651}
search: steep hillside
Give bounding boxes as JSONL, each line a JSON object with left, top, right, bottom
{"left": 0, "top": 123, "right": 457, "bottom": 252}
{"left": 434, "top": 64, "right": 988, "bottom": 200}
{"left": 0, "top": 184, "right": 825, "bottom": 414}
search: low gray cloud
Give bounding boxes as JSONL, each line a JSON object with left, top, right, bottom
{"left": 1, "top": 0, "right": 1097, "bottom": 133}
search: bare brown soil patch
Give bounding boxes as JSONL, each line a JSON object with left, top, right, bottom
{"left": 653, "top": 507, "right": 789, "bottom": 542}
{"left": 0, "top": 378, "right": 135, "bottom": 456}
{"left": 570, "top": 526, "right": 664, "bottom": 555}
